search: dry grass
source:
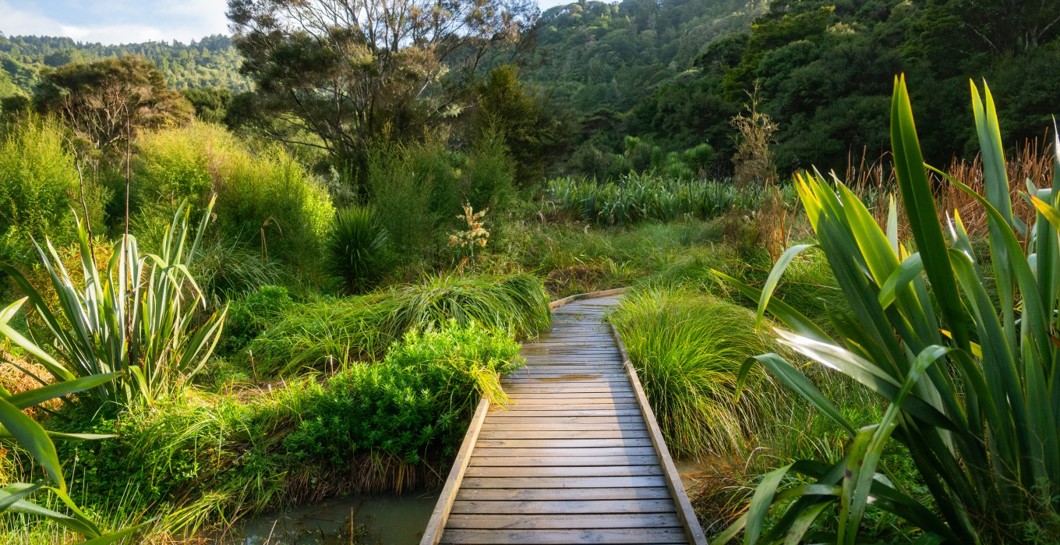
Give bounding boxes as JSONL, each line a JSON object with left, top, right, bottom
{"left": 847, "top": 136, "right": 1053, "bottom": 244}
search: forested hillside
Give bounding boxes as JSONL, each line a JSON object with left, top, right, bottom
{"left": 522, "top": 0, "right": 1060, "bottom": 178}
{"left": 0, "top": 34, "right": 249, "bottom": 94}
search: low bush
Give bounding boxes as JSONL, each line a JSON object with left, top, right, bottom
{"left": 610, "top": 288, "right": 774, "bottom": 458}
{"left": 222, "top": 285, "right": 295, "bottom": 355}
{"left": 285, "top": 321, "right": 522, "bottom": 466}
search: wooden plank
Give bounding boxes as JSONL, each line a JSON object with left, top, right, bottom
{"left": 474, "top": 438, "right": 654, "bottom": 448}
{"left": 547, "top": 288, "right": 628, "bottom": 310}
{"left": 490, "top": 409, "right": 644, "bottom": 418}
{"left": 504, "top": 391, "right": 636, "bottom": 398}
{"left": 469, "top": 455, "right": 660, "bottom": 467}
{"left": 480, "top": 416, "right": 645, "bottom": 425}
{"left": 459, "top": 475, "right": 667, "bottom": 489}
{"left": 610, "top": 323, "right": 707, "bottom": 545}
{"left": 465, "top": 465, "right": 662, "bottom": 478}
{"left": 470, "top": 446, "right": 658, "bottom": 458}
{"left": 445, "top": 512, "right": 681, "bottom": 529}
{"left": 479, "top": 422, "right": 646, "bottom": 432}
{"left": 440, "top": 528, "right": 688, "bottom": 544}
{"left": 456, "top": 487, "right": 673, "bottom": 502}
{"left": 420, "top": 397, "right": 490, "bottom": 545}
{"left": 477, "top": 429, "right": 650, "bottom": 440}
{"left": 449, "top": 499, "right": 678, "bottom": 515}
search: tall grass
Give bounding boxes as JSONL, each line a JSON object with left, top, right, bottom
{"left": 718, "top": 78, "right": 1060, "bottom": 544}
{"left": 246, "top": 273, "right": 550, "bottom": 376}
{"left": 546, "top": 172, "right": 782, "bottom": 226}
{"left": 610, "top": 288, "right": 774, "bottom": 458}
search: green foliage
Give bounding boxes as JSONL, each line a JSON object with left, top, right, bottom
{"left": 285, "top": 321, "right": 523, "bottom": 465}
{"left": 182, "top": 87, "right": 233, "bottom": 124}
{"left": 0, "top": 117, "right": 105, "bottom": 268}
{"left": 720, "top": 79, "right": 1060, "bottom": 544}
{"left": 247, "top": 273, "right": 549, "bottom": 376}
{"left": 327, "top": 206, "right": 393, "bottom": 295}
{"left": 0, "top": 300, "right": 122, "bottom": 540}
{"left": 610, "top": 288, "right": 773, "bottom": 458}
{"left": 34, "top": 55, "right": 194, "bottom": 153}
{"left": 1, "top": 202, "right": 226, "bottom": 407}
{"left": 389, "top": 273, "right": 551, "bottom": 340}
{"left": 133, "top": 121, "right": 334, "bottom": 279}
{"left": 0, "top": 34, "right": 249, "bottom": 95}
{"left": 547, "top": 173, "right": 771, "bottom": 226}
{"left": 222, "top": 285, "right": 294, "bottom": 355}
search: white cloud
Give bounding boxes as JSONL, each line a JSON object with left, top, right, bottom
{"left": 0, "top": 0, "right": 231, "bottom": 44}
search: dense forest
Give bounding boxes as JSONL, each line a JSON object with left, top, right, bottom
{"left": 2, "top": 0, "right": 1059, "bottom": 544}
{"left": 0, "top": 34, "right": 248, "bottom": 94}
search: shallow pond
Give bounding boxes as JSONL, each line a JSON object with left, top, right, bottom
{"left": 223, "top": 490, "right": 440, "bottom": 545}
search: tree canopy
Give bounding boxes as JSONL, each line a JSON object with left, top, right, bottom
{"left": 227, "top": 0, "right": 538, "bottom": 185}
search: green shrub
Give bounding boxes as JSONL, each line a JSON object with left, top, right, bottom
{"left": 368, "top": 139, "right": 459, "bottom": 262}
{"left": 326, "top": 205, "right": 392, "bottom": 294}
{"left": 462, "top": 126, "right": 516, "bottom": 213}
{"left": 132, "top": 122, "right": 333, "bottom": 278}
{"left": 0, "top": 117, "right": 106, "bottom": 268}
{"left": 610, "top": 288, "right": 773, "bottom": 458}
{"left": 284, "top": 321, "right": 522, "bottom": 465}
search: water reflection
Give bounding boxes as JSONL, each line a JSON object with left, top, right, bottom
{"left": 226, "top": 490, "right": 440, "bottom": 545}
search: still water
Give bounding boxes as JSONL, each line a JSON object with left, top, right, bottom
{"left": 225, "top": 490, "right": 440, "bottom": 545}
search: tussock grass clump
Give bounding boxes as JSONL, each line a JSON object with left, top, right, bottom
{"left": 610, "top": 288, "right": 773, "bottom": 458}
{"left": 246, "top": 273, "right": 549, "bottom": 376}
{"left": 389, "top": 273, "right": 550, "bottom": 340}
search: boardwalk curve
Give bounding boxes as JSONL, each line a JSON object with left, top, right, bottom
{"left": 421, "top": 291, "right": 706, "bottom": 545}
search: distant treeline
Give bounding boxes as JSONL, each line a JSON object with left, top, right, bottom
{"left": 0, "top": 34, "right": 249, "bottom": 95}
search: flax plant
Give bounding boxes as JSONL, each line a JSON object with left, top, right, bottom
{"left": 1, "top": 199, "right": 226, "bottom": 407}
{"left": 715, "top": 77, "right": 1060, "bottom": 544}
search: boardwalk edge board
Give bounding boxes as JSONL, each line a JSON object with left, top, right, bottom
{"left": 420, "top": 396, "right": 491, "bottom": 544}
{"left": 610, "top": 322, "right": 709, "bottom": 545}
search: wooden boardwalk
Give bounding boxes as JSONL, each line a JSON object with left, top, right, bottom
{"left": 422, "top": 293, "right": 706, "bottom": 545}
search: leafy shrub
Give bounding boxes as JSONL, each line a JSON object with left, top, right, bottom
{"left": 326, "top": 205, "right": 392, "bottom": 294}
{"left": 610, "top": 288, "right": 773, "bottom": 458}
{"left": 368, "top": 139, "right": 459, "bottom": 261}
{"left": 0, "top": 117, "right": 106, "bottom": 268}
{"left": 284, "top": 322, "right": 522, "bottom": 465}
{"left": 132, "top": 122, "right": 333, "bottom": 278}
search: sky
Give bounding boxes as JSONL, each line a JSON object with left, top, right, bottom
{"left": 0, "top": 0, "right": 573, "bottom": 45}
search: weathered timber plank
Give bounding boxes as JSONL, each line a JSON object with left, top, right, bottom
{"left": 444, "top": 512, "right": 681, "bottom": 529}
{"left": 449, "top": 499, "right": 678, "bottom": 515}
{"left": 490, "top": 409, "right": 644, "bottom": 418}
{"left": 469, "top": 446, "right": 658, "bottom": 458}
{"left": 477, "top": 429, "right": 650, "bottom": 440}
{"left": 464, "top": 465, "right": 662, "bottom": 478}
{"left": 469, "top": 455, "right": 659, "bottom": 467}
{"left": 474, "top": 438, "right": 654, "bottom": 448}
{"left": 455, "top": 487, "right": 673, "bottom": 502}
{"left": 459, "top": 475, "right": 666, "bottom": 489}
{"left": 440, "top": 528, "right": 688, "bottom": 544}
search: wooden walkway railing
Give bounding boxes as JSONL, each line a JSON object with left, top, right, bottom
{"left": 421, "top": 291, "right": 707, "bottom": 545}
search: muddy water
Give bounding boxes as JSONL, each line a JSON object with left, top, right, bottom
{"left": 225, "top": 490, "right": 440, "bottom": 545}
